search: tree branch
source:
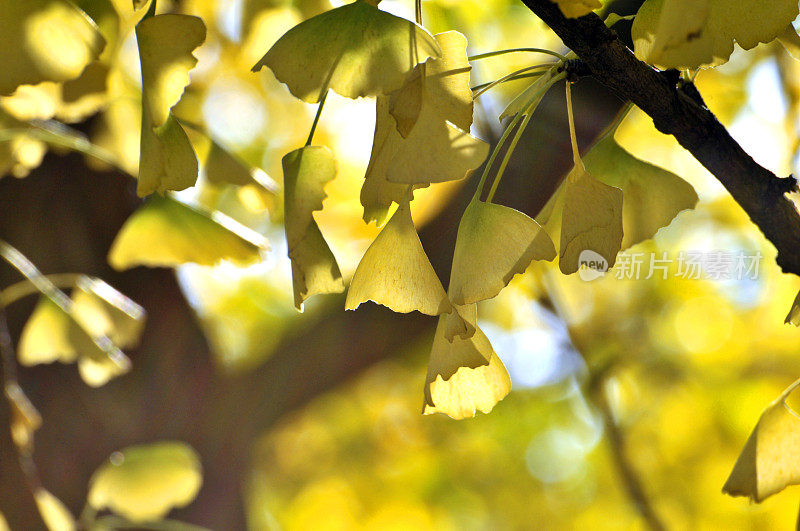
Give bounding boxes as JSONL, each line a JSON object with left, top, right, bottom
{"left": 521, "top": 0, "right": 800, "bottom": 276}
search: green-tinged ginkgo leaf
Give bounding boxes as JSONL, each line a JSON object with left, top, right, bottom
{"left": 88, "top": 441, "right": 202, "bottom": 523}
{"left": 361, "top": 32, "right": 485, "bottom": 224}
{"left": 559, "top": 164, "right": 623, "bottom": 275}
{"left": 499, "top": 67, "right": 558, "bottom": 122}
{"left": 785, "top": 290, "right": 800, "bottom": 326}
{"left": 18, "top": 297, "right": 132, "bottom": 387}
{"left": 72, "top": 277, "right": 146, "bottom": 349}
{"left": 108, "top": 195, "right": 267, "bottom": 270}
{"left": 346, "top": 198, "right": 451, "bottom": 315}
{"left": 135, "top": 13, "right": 205, "bottom": 196}
{"left": 632, "top": 0, "right": 799, "bottom": 69}
{"left": 34, "top": 489, "right": 76, "bottom": 531}
{"left": 205, "top": 141, "right": 274, "bottom": 188}
{"left": 554, "top": 0, "right": 602, "bottom": 18}
{"left": 423, "top": 310, "right": 511, "bottom": 419}
{"left": 449, "top": 198, "right": 555, "bottom": 307}
{"left": 5, "top": 382, "right": 41, "bottom": 452}
{"left": 723, "top": 379, "right": 800, "bottom": 502}
{"left": 0, "top": 0, "right": 106, "bottom": 96}
{"left": 282, "top": 146, "right": 344, "bottom": 310}
{"left": 583, "top": 134, "right": 697, "bottom": 249}
{"left": 251, "top": 0, "right": 440, "bottom": 102}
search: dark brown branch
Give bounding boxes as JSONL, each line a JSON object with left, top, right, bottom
{"left": 521, "top": 0, "right": 800, "bottom": 276}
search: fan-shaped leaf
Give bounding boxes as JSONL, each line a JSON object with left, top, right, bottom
{"left": 724, "top": 379, "right": 800, "bottom": 502}
{"left": 0, "top": 0, "right": 105, "bottom": 96}
{"left": 108, "top": 195, "right": 267, "bottom": 270}
{"left": 559, "top": 164, "right": 623, "bottom": 275}
{"left": 554, "top": 0, "right": 602, "bottom": 18}
{"left": 282, "top": 146, "right": 344, "bottom": 309}
{"left": 252, "top": 0, "right": 440, "bottom": 102}
{"left": 88, "top": 441, "right": 202, "bottom": 523}
{"left": 424, "top": 309, "right": 511, "bottom": 419}
{"left": 72, "top": 277, "right": 146, "bottom": 349}
{"left": 632, "top": 0, "right": 799, "bottom": 69}
{"left": 346, "top": 198, "right": 451, "bottom": 315}
{"left": 583, "top": 134, "right": 697, "bottom": 249}
{"left": 785, "top": 290, "right": 800, "bottom": 326}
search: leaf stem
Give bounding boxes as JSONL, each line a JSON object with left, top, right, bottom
{"left": 0, "top": 274, "right": 84, "bottom": 308}
{"left": 0, "top": 240, "right": 74, "bottom": 313}
{"left": 415, "top": 0, "right": 422, "bottom": 25}
{"left": 472, "top": 64, "right": 555, "bottom": 99}
{"left": 305, "top": 90, "right": 329, "bottom": 147}
{"left": 473, "top": 109, "right": 527, "bottom": 201}
{"left": 470, "top": 71, "right": 546, "bottom": 94}
{"left": 565, "top": 81, "right": 583, "bottom": 170}
{"left": 468, "top": 47, "right": 567, "bottom": 62}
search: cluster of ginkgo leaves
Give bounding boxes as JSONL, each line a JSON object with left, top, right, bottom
{"left": 4, "top": 0, "right": 800, "bottom": 526}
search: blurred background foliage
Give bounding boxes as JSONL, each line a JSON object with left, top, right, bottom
{"left": 3, "top": 0, "right": 800, "bottom": 528}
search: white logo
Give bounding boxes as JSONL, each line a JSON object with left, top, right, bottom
{"left": 578, "top": 250, "right": 608, "bottom": 281}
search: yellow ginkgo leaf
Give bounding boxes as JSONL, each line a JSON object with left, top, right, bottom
{"left": 554, "top": 0, "right": 602, "bottom": 18}
{"left": 251, "top": 0, "right": 440, "bottom": 102}
{"left": 499, "top": 67, "right": 558, "bottom": 122}
{"left": 444, "top": 302, "right": 477, "bottom": 342}
{"left": 0, "top": 0, "right": 106, "bottom": 96}
{"left": 135, "top": 13, "right": 205, "bottom": 196}
{"left": 34, "top": 489, "right": 76, "bottom": 531}
{"left": 559, "top": 164, "right": 623, "bottom": 275}
{"left": 108, "top": 195, "right": 267, "bottom": 270}
{"left": 785, "top": 290, "right": 800, "bottom": 326}
{"left": 632, "top": 0, "right": 799, "bottom": 69}
{"left": 18, "top": 297, "right": 132, "bottom": 387}
{"left": 88, "top": 441, "right": 202, "bottom": 523}
{"left": 282, "top": 146, "right": 344, "bottom": 310}
{"left": 361, "top": 32, "right": 486, "bottom": 224}
{"left": 449, "top": 198, "right": 555, "bottom": 307}
{"left": 346, "top": 198, "right": 451, "bottom": 315}
{"left": 723, "top": 379, "right": 800, "bottom": 502}
{"left": 72, "top": 276, "right": 147, "bottom": 349}
{"left": 423, "top": 310, "right": 511, "bottom": 419}
{"left": 5, "top": 382, "right": 42, "bottom": 452}
{"left": 204, "top": 140, "right": 272, "bottom": 188}
{"left": 583, "top": 134, "right": 697, "bottom": 250}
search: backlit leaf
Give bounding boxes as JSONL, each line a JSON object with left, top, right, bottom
{"left": 554, "top": 0, "right": 602, "bottom": 18}
{"left": 450, "top": 198, "right": 555, "bottom": 307}
{"left": 88, "top": 441, "right": 202, "bottom": 523}
{"left": 252, "top": 0, "right": 440, "bottom": 102}
{"left": 559, "top": 164, "right": 623, "bottom": 275}
{"left": 34, "top": 489, "right": 76, "bottom": 531}
{"left": 583, "top": 133, "right": 697, "bottom": 249}
{"left": 0, "top": 0, "right": 105, "bottom": 96}
{"left": 205, "top": 141, "right": 272, "bottom": 188}
{"left": 282, "top": 146, "right": 344, "bottom": 310}
{"left": 346, "top": 198, "right": 451, "bottom": 315}
{"left": 423, "top": 308, "right": 511, "bottom": 419}
{"left": 632, "top": 0, "right": 799, "bottom": 69}
{"left": 108, "top": 195, "right": 267, "bottom": 270}
{"left": 361, "top": 32, "right": 486, "bottom": 224}
{"left": 72, "top": 276, "right": 146, "bottom": 349}
{"left": 136, "top": 13, "right": 205, "bottom": 196}
{"left": 723, "top": 379, "right": 800, "bottom": 502}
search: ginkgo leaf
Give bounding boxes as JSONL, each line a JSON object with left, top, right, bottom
{"left": 0, "top": 0, "right": 106, "bottom": 96}
{"left": 251, "top": 0, "right": 440, "bottom": 102}
{"left": 423, "top": 311, "right": 511, "bottom": 419}
{"left": 632, "top": 0, "right": 799, "bottom": 69}
{"left": 583, "top": 134, "right": 698, "bottom": 249}
{"left": 18, "top": 297, "right": 132, "bottom": 387}
{"left": 205, "top": 140, "right": 272, "bottom": 188}
{"left": 34, "top": 489, "right": 76, "bottom": 531}
{"left": 72, "top": 277, "right": 146, "bottom": 349}
{"left": 450, "top": 198, "right": 555, "bottom": 307}
{"left": 778, "top": 24, "right": 800, "bottom": 61}
{"left": 559, "top": 164, "right": 623, "bottom": 275}
{"left": 723, "top": 379, "right": 800, "bottom": 502}
{"left": 88, "top": 441, "right": 202, "bottom": 523}
{"left": 108, "top": 195, "right": 267, "bottom": 270}
{"left": 554, "top": 0, "right": 602, "bottom": 18}
{"left": 346, "top": 198, "right": 451, "bottom": 315}
{"left": 361, "top": 32, "right": 486, "bottom": 224}
{"left": 136, "top": 13, "right": 205, "bottom": 196}
{"left": 785, "top": 290, "right": 800, "bottom": 326}
{"left": 282, "top": 146, "right": 344, "bottom": 309}
{"left": 444, "top": 303, "right": 477, "bottom": 342}
{"left": 5, "top": 382, "right": 41, "bottom": 452}
{"left": 499, "top": 67, "right": 558, "bottom": 122}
